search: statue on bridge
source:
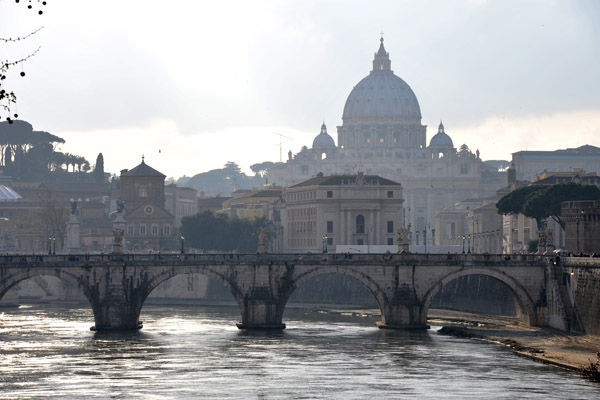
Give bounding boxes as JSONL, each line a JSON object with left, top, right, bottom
{"left": 397, "top": 224, "right": 411, "bottom": 253}
{"left": 112, "top": 228, "right": 125, "bottom": 254}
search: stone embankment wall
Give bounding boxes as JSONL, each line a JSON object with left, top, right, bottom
{"left": 563, "top": 259, "right": 600, "bottom": 335}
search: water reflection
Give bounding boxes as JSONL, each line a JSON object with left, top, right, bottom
{"left": 0, "top": 304, "right": 598, "bottom": 399}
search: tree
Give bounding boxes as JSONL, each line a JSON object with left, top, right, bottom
{"left": 35, "top": 189, "right": 69, "bottom": 250}
{"left": 497, "top": 183, "right": 600, "bottom": 229}
{"left": 180, "top": 211, "right": 271, "bottom": 253}
{"left": 250, "top": 161, "right": 281, "bottom": 177}
{"left": 496, "top": 185, "right": 548, "bottom": 216}
{"left": 94, "top": 153, "right": 105, "bottom": 182}
{"left": 522, "top": 183, "right": 600, "bottom": 229}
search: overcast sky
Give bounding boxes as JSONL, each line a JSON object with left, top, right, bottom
{"left": 2, "top": 0, "right": 599, "bottom": 178}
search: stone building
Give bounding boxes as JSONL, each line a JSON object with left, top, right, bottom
{"left": 119, "top": 158, "right": 175, "bottom": 251}
{"left": 512, "top": 145, "right": 600, "bottom": 182}
{"left": 281, "top": 172, "right": 403, "bottom": 253}
{"left": 562, "top": 200, "right": 600, "bottom": 254}
{"left": 165, "top": 184, "right": 198, "bottom": 228}
{"left": 267, "top": 38, "right": 504, "bottom": 236}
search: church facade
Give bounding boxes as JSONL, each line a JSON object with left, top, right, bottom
{"left": 267, "top": 38, "right": 504, "bottom": 239}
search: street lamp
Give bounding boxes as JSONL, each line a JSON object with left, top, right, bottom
{"left": 423, "top": 229, "right": 427, "bottom": 253}
{"left": 415, "top": 231, "right": 419, "bottom": 246}
{"left": 48, "top": 236, "right": 52, "bottom": 255}
{"left": 52, "top": 236, "right": 56, "bottom": 255}
{"left": 180, "top": 235, "right": 185, "bottom": 254}
{"left": 467, "top": 234, "right": 471, "bottom": 254}
{"left": 322, "top": 234, "right": 328, "bottom": 253}
{"left": 462, "top": 235, "right": 465, "bottom": 254}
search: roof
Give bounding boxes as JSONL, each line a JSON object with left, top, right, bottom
{"left": 0, "top": 186, "right": 21, "bottom": 201}
{"left": 121, "top": 160, "right": 166, "bottom": 178}
{"left": 290, "top": 173, "right": 400, "bottom": 188}
{"left": 512, "top": 145, "right": 600, "bottom": 158}
{"left": 312, "top": 123, "right": 335, "bottom": 148}
{"left": 198, "top": 196, "right": 231, "bottom": 208}
{"left": 429, "top": 122, "right": 453, "bottom": 148}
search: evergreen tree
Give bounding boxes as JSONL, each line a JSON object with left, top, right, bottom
{"left": 94, "top": 153, "right": 105, "bottom": 182}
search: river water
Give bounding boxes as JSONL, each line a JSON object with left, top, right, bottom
{"left": 0, "top": 304, "right": 598, "bottom": 399}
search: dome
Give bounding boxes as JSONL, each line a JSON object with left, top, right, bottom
{"left": 312, "top": 123, "right": 335, "bottom": 148}
{"left": 429, "top": 122, "right": 453, "bottom": 148}
{"left": 342, "top": 38, "right": 421, "bottom": 121}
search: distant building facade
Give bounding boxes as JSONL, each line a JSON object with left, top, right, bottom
{"left": 281, "top": 172, "right": 403, "bottom": 253}
{"left": 119, "top": 159, "right": 175, "bottom": 251}
{"left": 267, "top": 38, "right": 504, "bottom": 236}
{"left": 512, "top": 145, "right": 600, "bottom": 182}
{"left": 165, "top": 184, "right": 198, "bottom": 228}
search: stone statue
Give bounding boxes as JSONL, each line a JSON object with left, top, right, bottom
{"left": 397, "top": 224, "right": 411, "bottom": 253}
{"left": 257, "top": 228, "right": 266, "bottom": 253}
{"left": 544, "top": 228, "right": 555, "bottom": 254}
{"left": 536, "top": 229, "right": 547, "bottom": 254}
{"left": 70, "top": 200, "right": 77, "bottom": 215}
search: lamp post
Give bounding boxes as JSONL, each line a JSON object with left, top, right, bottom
{"left": 52, "top": 236, "right": 56, "bottom": 255}
{"left": 322, "top": 234, "right": 328, "bottom": 253}
{"left": 576, "top": 215, "right": 581, "bottom": 255}
{"left": 423, "top": 229, "right": 427, "bottom": 253}
{"left": 180, "top": 235, "right": 185, "bottom": 254}
{"left": 467, "top": 234, "right": 471, "bottom": 254}
{"left": 431, "top": 229, "right": 435, "bottom": 246}
{"left": 48, "top": 236, "right": 52, "bottom": 255}
{"left": 462, "top": 235, "right": 465, "bottom": 254}
{"left": 416, "top": 231, "right": 419, "bottom": 246}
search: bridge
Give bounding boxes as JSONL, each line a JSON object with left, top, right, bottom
{"left": 0, "top": 252, "right": 577, "bottom": 332}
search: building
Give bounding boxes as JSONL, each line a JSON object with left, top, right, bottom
{"left": 562, "top": 200, "right": 600, "bottom": 254}
{"left": 267, "top": 38, "right": 504, "bottom": 235}
{"left": 281, "top": 172, "right": 403, "bottom": 253}
{"left": 219, "top": 188, "right": 283, "bottom": 221}
{"left": 165, "top": 184, "right": 199, "bottom": 228}
{"left": 512, "top": 145, "right": 600, "bottom": 182}
{"left": 119, "top": 158, "right": 176, "bottom": 251}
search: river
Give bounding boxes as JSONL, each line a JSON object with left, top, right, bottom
{"left": 0, "top": 304, "right": 598, "bottom": 399}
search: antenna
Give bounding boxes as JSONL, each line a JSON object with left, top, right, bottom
{"left": 274, "top": 133, "right": 292, "bottom": 162}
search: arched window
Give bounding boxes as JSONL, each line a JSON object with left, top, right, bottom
{"left": 356, "top": 215, "right": 365, "bottom": 234}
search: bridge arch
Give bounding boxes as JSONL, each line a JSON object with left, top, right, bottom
{"left": 422, "top": 267, "right": 539, "bottom": 326}
{"left": 139, "top": 265, "right": 246, "bottom": 321}
{"left": 276, "top": 265, "right": 388, "bottom": 325}
{"left": 0, "top": 267, "right": 94, "bottom": 309}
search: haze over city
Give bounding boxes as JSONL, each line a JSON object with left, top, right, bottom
{"left": 2, "top": 0, "right": 599, "bottom": 177}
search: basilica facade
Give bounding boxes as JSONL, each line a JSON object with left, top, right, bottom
{"left": 267, "top": 38, "right": 504, "bottom": 238}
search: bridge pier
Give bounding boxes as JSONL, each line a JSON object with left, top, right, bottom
{"left": 90, "top": 303, "right": 143, "bottom": 331}
{"left": 378, "top": 303, "right": 429, "bottom": 330}
{"left": 236, "top": 299, "right": 286, "bottom": 330}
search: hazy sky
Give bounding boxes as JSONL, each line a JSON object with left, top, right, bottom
{"left": 2, "top": 0, "right": 599, "bottom": 178}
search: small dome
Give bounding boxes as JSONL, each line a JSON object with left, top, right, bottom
{"left": 312, "top": 123, "right": 335, "bottom": 148}
{"left": 429, "top": 121, "right": 453, "bottom": 148}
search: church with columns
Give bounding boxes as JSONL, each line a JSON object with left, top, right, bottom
{"left": 267, "top": 38, "right": 504, "bottom": 241}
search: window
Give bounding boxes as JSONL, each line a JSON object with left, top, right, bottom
{"left": 387, "top": 191, "right": 393, "bottom": 198}
{"left": 327, "top": 237, "right": 333, "bottom": 246}
{"left": 301, "top": 165, "right": 309, "bottom": 175}
{"left": 357, "top": 239, "right": 364, "bottom": 245}
{"left": 127, "top": 224, "right": 134, "bottom": 235}
{"left": 327, "top": 220, "right": 334, "bottom": 234}
{"left": 151, "top": 224, "right": 159, "bottom": 235}
{"left": 387, "top": 238, "right": 394, "bottom": 245}
{"left": 356, "top": 215, "right": 365, "bottom": 234}
{"left": 327, "top": 191, "right": 333, "bottom": 198}
{"left": 139, "top": 224, "right": 146, "bottom": 235}
{"left": 163, "top": 224, "right": 171, "bottom": 235}
{"left": 387, "top": 221, "right": 394, "bottom": 233}
{"left": 461, "top": 164, "right": 468, "bottom": 174}
{"left": 139, "top": 186, "right": 148, "bottom": 197}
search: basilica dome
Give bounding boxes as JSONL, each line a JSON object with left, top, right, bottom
{"left": 429, "top": 122, "right": 454, "bottom": 148}
{"left": 312, "top": 123, "right": 335, "bottom": 148}
{"left": 342, "top": 38, "right": 421, "bottom": 121}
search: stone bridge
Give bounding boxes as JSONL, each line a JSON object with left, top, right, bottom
{"left": 0, "top": 253, "right": 573, "bottom": 332}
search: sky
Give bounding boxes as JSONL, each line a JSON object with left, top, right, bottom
{"left": 1, "top": 0, "right": 599, "bottom": 179}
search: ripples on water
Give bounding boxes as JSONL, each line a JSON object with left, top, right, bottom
{"left": 0, "top": 304, "right": 598, "bottom": 399}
